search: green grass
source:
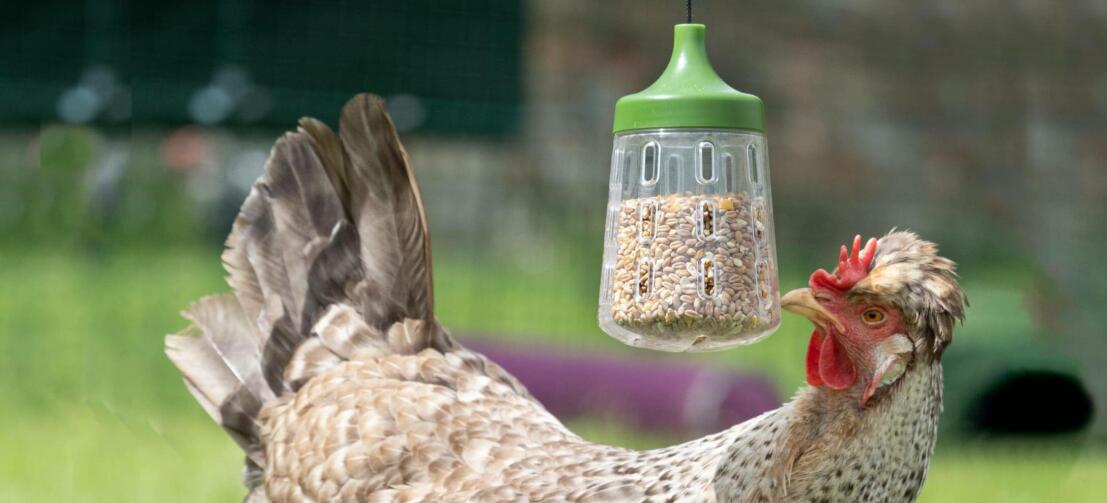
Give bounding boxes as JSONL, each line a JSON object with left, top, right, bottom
{"left": 922, "top": 446, "right": 1107, "bottom": 502}
{"left": 0, "top": 247, "right": 1102, "bottom": 501}
{"left": 0, "top": 410, "right": 241, "bottom": 502}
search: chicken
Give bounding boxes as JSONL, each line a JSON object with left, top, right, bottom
{"left": 166, "top": 94, "right": 966, "bottom": 502}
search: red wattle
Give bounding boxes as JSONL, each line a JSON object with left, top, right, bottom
{"left": 805, "top": 330, "right": 825, "bottom": 387}
{"left": 818, "top": 332, "right": 857, "bottom": 390}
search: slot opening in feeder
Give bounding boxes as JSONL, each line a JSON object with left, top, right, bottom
{"left": 697, "top": 200, "right": 716, "bottom": 240}
{"left": 639, "top": 199, "right": 658, "bottom": 241}
{"left": 701, "top": 257, "right": 717, "bottom": 297}
{"left": 747, "top": 144, "right": 760, "bottom": 185}
{"left": 642, "top": 142, "right": 659, "bottom": 185}
{"left": 636, "top": 257, "right": 653, "bottom": 299}
{"left": 697, "top": 141, "right": 716, "bottom": 184}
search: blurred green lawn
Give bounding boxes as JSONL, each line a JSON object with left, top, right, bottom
{"left": 1, "top": 247, "right": 1103, "bottom": 501}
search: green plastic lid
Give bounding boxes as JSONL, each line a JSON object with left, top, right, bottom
{"left": 613, "top": 24, "right": 764, "bottom": 133}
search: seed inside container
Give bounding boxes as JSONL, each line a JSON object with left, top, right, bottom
{"left": 756, "top": 259, "right": 770, "bottom": 303}
{"left": 636, "top": 257, "right": 652, "bottom": 298}
{"left": 698, "top": 200, "right": 715, "bottom": 239}
{"left": 701, "top": 257, "right": 716, "bottom": 297}
{"left": 753, "top": 203, "right": 766, "bottom": 241}
{"left": 610, "top": 192, "right": 774, "bottom": 341}
{"left": 639, "top": 200, "right": 657, "bottom": 241}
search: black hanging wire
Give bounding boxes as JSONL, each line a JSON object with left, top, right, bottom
{"left": 686, "top": 0, "right": 692, "bottom": 23}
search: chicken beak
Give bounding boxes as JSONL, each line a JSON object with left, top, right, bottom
{"left": 780, "top": 288, "right": 846, "bottom": 333}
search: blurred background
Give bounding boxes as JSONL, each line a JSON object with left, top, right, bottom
{"left": 2, "top": 0, "right": 1106, "bottom": 500}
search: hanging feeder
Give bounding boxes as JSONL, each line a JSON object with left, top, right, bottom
{"left": 598, "top": 22, "right": 781, "bottom": 352}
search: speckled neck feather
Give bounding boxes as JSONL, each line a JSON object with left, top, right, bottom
{"left": 710, "top": 361, "right": 943, "bottom": 501}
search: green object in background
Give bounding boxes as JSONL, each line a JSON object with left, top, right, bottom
{"left": 2, "top": 0, "right": 522, "bottom": 135}
{"left": 613, "top": 24, "right": 764, "bottom": 133}
{"left": 941, "top": 341, "right": 1093, "bottom": 437}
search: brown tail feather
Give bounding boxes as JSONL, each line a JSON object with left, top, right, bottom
{"left": 335, "top": 94, "right": 434, "bottom": 325}
{"left": 165, "top": 94, "right": 444, "bottom": 490}
{"left": 165, "top": 294, "right": 270, "bottom": 465}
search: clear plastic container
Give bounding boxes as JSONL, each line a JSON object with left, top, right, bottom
{"left": 598, "top": 130, "right": 781, "bottom": 351}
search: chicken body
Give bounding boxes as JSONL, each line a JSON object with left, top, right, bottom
{"left": 167, "top": 95, "right": 963, "bottom": 503}
{"left": 259, "top": 311, "right": 939, "bottom": 502}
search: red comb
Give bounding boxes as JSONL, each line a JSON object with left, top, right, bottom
{"left": 810, "top": 235, "right": 878, "bottom": 291}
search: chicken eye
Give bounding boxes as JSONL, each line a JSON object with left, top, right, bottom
{"left": 862, "top": 309, "right": 885, "bottom": 324}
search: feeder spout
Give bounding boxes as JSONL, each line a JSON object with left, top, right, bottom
{"left": 657, "top": 24, "right": 727, "bottom": 94}
{"left": 612, "top": 23, "right": 764, "bottom": 133}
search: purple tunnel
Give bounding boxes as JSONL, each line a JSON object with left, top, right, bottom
{"left": 463, "top": 338, "right": 781, "bottom": 435}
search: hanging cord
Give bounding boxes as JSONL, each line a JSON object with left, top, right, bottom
{"left": 686, "top": 0, "right": 693, "bottom": 23}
